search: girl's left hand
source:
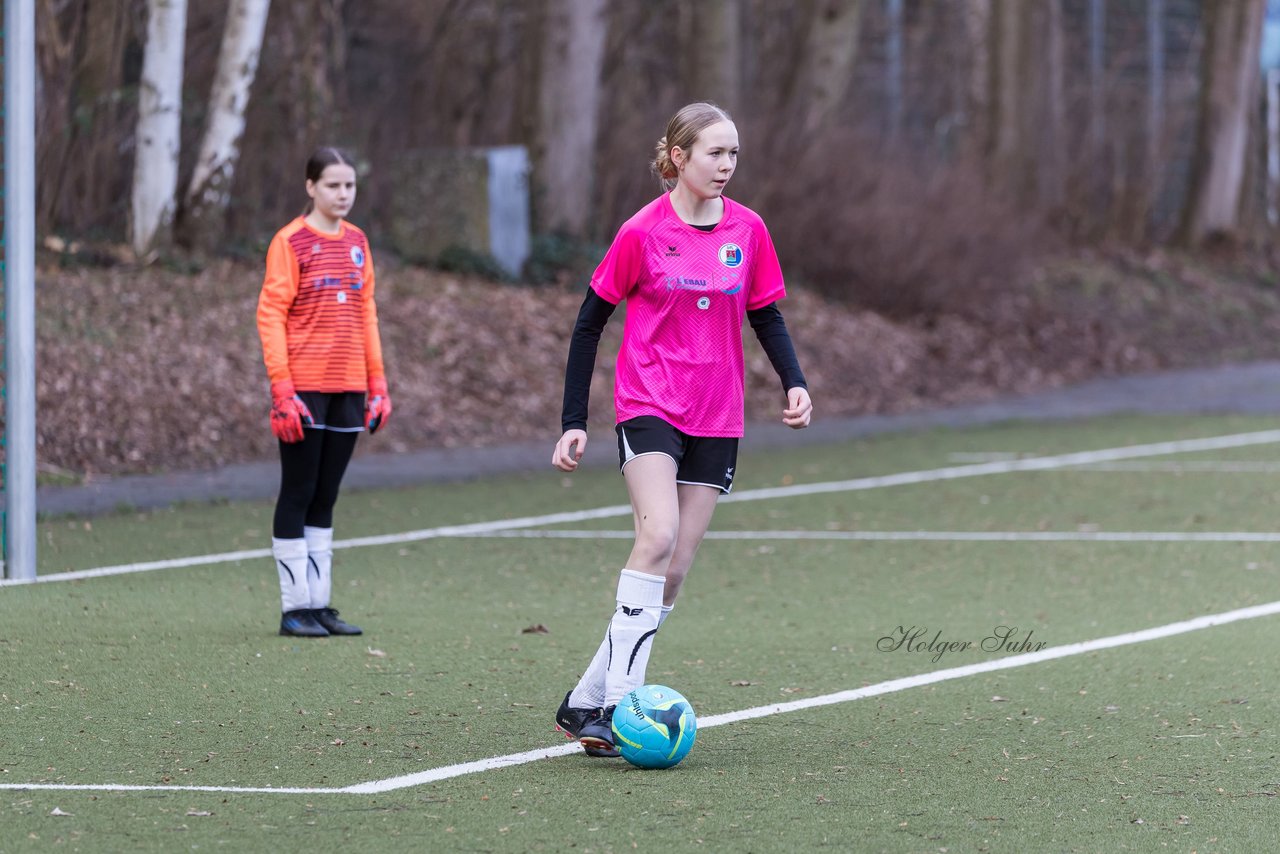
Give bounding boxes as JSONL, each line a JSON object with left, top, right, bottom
{"left": 782, "top": 387, "right": 812, "bottom": 429}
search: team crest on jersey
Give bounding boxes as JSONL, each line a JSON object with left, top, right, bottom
{"left": 696, "top": 296, "right": 711, "bottom": 310}
{"left": 718, "top": 243, "right": 743, "bottom": 268}
{"left": 351, "top": 246, "right": 365, "bottom": 267}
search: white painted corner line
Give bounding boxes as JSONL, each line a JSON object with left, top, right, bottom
{"left": 4, "top": 597, "right": 1279, "bottom": 796}
{"left": 9, "top": 428, "right": 1280, "bottom": 588}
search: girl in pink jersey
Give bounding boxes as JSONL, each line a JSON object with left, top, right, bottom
{"left": 551, "top": 103, "right": 812, "bottom": 757}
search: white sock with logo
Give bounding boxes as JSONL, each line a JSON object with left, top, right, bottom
{"left": 273, "top": 537, "right": 310, "bottom": 613}
{"left": 304, "top": 526, "right": 334, "bottom": 609}
{"left": 570, "top": 570, "right": 668, "bottom": 710}
{"left": 602, "top": 569, "right": 665, "bottom": 707}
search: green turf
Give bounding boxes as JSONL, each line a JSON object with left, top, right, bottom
{"left": 4, "top": 414, "right": 1280, "bottom": 851}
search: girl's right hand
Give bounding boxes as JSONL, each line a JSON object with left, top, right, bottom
{"left": 552, "top": 429, "right": 588, "bottom": 472}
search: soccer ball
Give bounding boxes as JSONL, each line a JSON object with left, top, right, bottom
{"left": 611, "top": 684, "right": 697, "bottom": 769}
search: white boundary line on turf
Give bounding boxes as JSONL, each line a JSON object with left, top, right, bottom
{"left": 8, "top": 428, "right": 1280, "bottom": 588}
{"left": 5, "top": 597, "right": 1279, "bottom": 795}
{"left": 454, "top": 528, "right": 1280, "bottom": 543}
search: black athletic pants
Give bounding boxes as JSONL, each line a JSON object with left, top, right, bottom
{"left": 272, "top": 430, "right": 359, "bottom": 539}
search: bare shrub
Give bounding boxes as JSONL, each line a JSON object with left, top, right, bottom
{"left": 760, "top": 131, "right": 1054, "bottom": 320}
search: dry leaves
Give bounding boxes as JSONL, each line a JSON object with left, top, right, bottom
{"left": 21, "top": 252, "right": 1280, "bottom": 478}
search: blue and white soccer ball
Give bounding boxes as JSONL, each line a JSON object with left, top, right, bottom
{"left": 611, "top": 684, "right": 697, "bottom": 769}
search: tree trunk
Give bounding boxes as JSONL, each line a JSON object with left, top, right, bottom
{"left": 1039, "top": 0, "right": 1066, "bottom": 210}
{"left": 986, "top": 0, "right": 1037, "bottom": 202}
{"left": 131, "top": 0, "right": 188, "bottom": 261}
{"left": 680, "top": 0, "right": 742, "bottom": 112}
{"left": 797, "top": 0, "right": 864, "bottom": 140}
{"left": 957, "top": 0, "right": 991, "bottom": 161}
{"left": 1179, "top": 0, "right": 1266, "bottom": 245}
{"left": 533, "top": 0, "right": 608, "bottom": 237}
{"left": 179, "top": 0, "right": 271, "bottom": 252}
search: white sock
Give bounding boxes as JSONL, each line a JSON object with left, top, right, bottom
{"left": 304, "top": 526, "right": 334, "bottom": 609}
{"left": 602, "top": 569, "right": 665, "bottom": 707}
{"left": 568, "top": 627, "right": 611, "bottom": 711}
{"left": 658, "top": 603, "right": 674, "bottom": 627}
{"left": 273, "top": 537, "right": 310, "bottom": 613}
{"left": 569, "top": 571, "right": 669, "bottom": 710}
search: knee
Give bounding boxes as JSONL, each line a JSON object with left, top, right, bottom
{"left": 634, "top": 517, "right": 679, "bottom": 563}
{"left": 277, "top": 485, "right": 314, "bottom": 517}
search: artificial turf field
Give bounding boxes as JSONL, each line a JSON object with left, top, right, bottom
{"left": 3, "top": 414, "right": 1279, "bottom": 852}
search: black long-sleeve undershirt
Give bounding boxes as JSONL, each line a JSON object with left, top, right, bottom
{"left": 561, "top": 289, "right": 618, "bottom": 431}
{"left": 747, "top": 302, "right": 808, "bottom": 395}
{"left": 559, "top": 289, "right": 808, "bottom": 432}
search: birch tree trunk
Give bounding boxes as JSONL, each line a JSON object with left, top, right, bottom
{"left": 179, "top": 0, "right": 271, "bottom": 251}
{"left": 534, "top": 0, "right": 608, "bottom": 237}
{"left": 131, "top": 0, "right": 188, "bottom": 261}
{"left": 1179, "top": 0, "right": 1266, "bottom": 244}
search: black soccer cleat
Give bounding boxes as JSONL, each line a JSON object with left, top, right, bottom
{"left": 555, "top": 692, "right": 620, "bottom": 758}
{"left": 577, "top": 707, "right": 620, "bottom": 758}
{"left": 313, "top": 607, "right": 363, "bottom": 635}
{"left": 555, "top": 691, "right": 592, "bottom": 738}
{"left": 280, "top": 608, "right": 329, "bottom": 637}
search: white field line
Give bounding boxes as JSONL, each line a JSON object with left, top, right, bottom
{"left": 1069, "top": 461, "right": 1280, "bottom": 472}
{"left": 949, "top": 457, "right": 1280, "bottom": 473}
{"left": 4, "top": 597, "right": 1278, "bottom": 796}
{"left": 8, "top": 428, "right": 1280, "bottom": 589}
{"left": 454, "top": 528, "right": 1280, "bottom": 543}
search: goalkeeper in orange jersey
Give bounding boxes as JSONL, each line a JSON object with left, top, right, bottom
{"left": 256, "top": 146, "right": 392, "bottom": 638}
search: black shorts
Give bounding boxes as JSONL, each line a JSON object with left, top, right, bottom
{"left": 616, "top": 415, "right": 738, "bottom": 494}
{"left": 297, "top": 391, "right": 366, "bottom": 432}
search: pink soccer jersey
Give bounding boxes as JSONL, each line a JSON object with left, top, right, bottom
{"left": 590, "top": 193, "right": 787, "bottom": 437}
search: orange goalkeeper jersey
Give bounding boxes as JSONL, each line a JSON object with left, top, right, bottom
{"left": 257, "top": 217, "right": 385, "bottom": 393}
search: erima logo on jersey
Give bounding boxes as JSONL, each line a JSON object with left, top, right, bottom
{"left": 665, "top": 245, "right": 681, "bottom": 257}
{"left": 719, "top": 243, "right": 743, "bottom": 268}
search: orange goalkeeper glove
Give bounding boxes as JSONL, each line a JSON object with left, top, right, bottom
{"left": 270, "top": 379, "right": 314, "bottom": 443}
{"left": 365, "top": 376, "right": 392, "bottom": 434}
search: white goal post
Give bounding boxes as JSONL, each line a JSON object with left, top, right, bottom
{"left": 4, "top": 0, "right": 37, "bottom": 580}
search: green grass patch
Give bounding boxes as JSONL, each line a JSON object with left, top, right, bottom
{"left": 4, "top": 414, "right": 1280, "bottom": 850}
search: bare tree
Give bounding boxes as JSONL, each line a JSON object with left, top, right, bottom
{"left": 533, "top": 0, "right": 608, "bottom": 237}
{"left": 680, "top": 0, "right": 742, "bottom": 112}
{"left": 795, "top": 0, "right": 865, "bottom": 140}
{"left": 986, "top": 0, "right": 1035, "bottom": 197}
{"left": 1039, "top": 0, "right": 1066, "bottom": 210}
{"left": 1179, "top": 0, "right": 1266, "bottom": 244}
{"left": 179, "top": 0, "right": 272, "bottom": 252}
{"left": 131, "top": 0, "right": 188, "bottom": 261}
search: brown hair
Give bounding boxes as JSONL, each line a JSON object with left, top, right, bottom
{"left": 305, "top": 146, "right": 355, "bottom": 183}
{"left": 303, "top": 147, "right": 356, "bottom": 214}
{"left": 651, "top": 102, "right": 734, "bottom": 189}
